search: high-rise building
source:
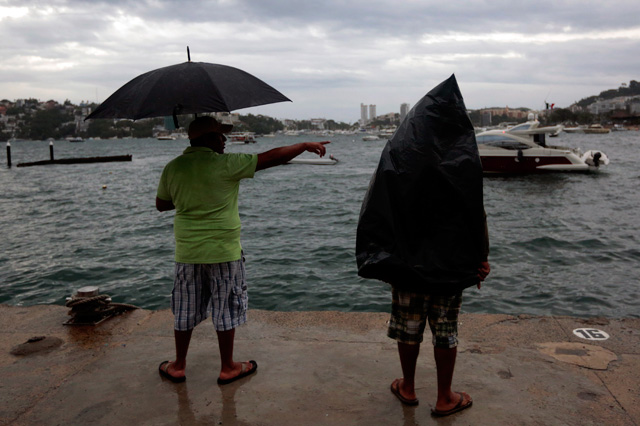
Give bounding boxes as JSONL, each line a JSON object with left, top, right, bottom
{"left": 400, "top": 103, "right": 410, "bottom": 122}
{"left": 360, "top": 103, "right": 368, "bottom": 125}
{"left": 369, "top": 104, "right": 376, "bottom": 121}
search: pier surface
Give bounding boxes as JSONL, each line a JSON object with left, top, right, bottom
{"left": 1, "top": 305, "right": 638, "bottom": 425}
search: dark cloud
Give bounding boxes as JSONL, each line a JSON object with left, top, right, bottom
{"left": 1, "top": 0, "right": 639, "bottom": 121}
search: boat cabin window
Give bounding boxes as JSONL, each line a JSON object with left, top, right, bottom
{"left": 476, "top": 135, "right": 531, "bottom": 150}
{"left": 509, "top": 123, "right": 532, "bottom": 131}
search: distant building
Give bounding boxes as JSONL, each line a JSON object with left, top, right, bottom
{"left": 481, "top": 111, "right": 492, "bottom": 127}
{"left": 587, "top": 96, "right": 632, "bottom": 114}
{"left": 310, "top": 118, "right": 326, "bottom": 130}
{"left": 360, "top": 103, "right": 368, "bottom": 125}
{"left": 400, "top": 103, "right": 410, "bottom": 121}
{"left": 369, "top": 104, "right": 376, "bottom": 121}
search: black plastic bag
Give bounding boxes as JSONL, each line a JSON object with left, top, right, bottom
{"left": 355, "top": 74, "right": 487, "bottom": 294}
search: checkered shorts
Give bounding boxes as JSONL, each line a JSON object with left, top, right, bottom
{"left": 171, "top": 259, "right": 248, "bottom": 332}
{"left": 387, "top": 289, "right": 462, "bottom": 348}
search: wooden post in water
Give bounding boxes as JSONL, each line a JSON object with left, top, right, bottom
{"left": 49, "top": 141, "right": 54, "bottom": 161}
{"left": 6, "top": 142, "right": 10, "bottom": 167}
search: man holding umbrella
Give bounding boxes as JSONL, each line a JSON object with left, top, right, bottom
{"left": 156, "top": 115, "right": 328, "bottom": 384}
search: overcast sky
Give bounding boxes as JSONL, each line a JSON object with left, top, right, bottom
{"left": 2, "top": 0, "right": 639, "bottom": 123}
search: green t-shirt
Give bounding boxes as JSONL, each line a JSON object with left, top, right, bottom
{"left": 157, "top": 146, "right": 258, "bottom": 263}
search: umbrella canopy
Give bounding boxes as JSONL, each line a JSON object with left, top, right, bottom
{"left": 85, "top": 61, "right": 291, "bottom": 123}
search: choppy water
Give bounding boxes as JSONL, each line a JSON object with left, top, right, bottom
{"left": 1, "top": 132, "right": 639, "bottom": 317}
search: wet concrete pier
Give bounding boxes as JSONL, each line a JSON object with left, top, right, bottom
{"left": 1, "top": 305, "right": 638, "bottom": 425}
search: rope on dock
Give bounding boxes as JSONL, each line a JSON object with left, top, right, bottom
{"left": 65, "top": 294, "right": 139, "bottom": 325}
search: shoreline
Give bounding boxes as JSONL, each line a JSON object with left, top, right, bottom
{"left": 1, "top": 304, "right": 638, "bottom": 425}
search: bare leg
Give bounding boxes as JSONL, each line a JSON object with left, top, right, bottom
{"left": 434, "top": 347, "right": 471, "bottom": 411}
{"left": 217, "top": 328, "right": 236, "bottom": 375}
{"left": 217, "top": 328, "right": 253, "bottom": 381}
{"left": 164, "top": 329, "right": 193, "bottom": 378}
{"left": 395, "top": 342, "right": 420, "bottom": 401}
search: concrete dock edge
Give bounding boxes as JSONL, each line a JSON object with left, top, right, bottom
{"left": 1, "top": 305, "right": 638, "bottom": 425}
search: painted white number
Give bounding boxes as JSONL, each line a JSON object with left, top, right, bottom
{"left": 572, "top": 328, "right": 610, "bottom": 341}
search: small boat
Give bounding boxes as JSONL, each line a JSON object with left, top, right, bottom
{"left": 287, "top": 154, "right": 339, "bottom": 165}
{"left": 228, "top": 132, "right": 257, "bottom": 144}
{"left": 67, "top": 137, "right": 84, "bottom": 143}
{"left": 157, "top": 135, "right": 176, "bottom": 140}
{"left": 476, "top": 115, "right": 609, "bottom": 174}
{"left": 583, "top": 124, "right": 610, "bottom": 134}
{"left": 362, "top": 135, "right": 380, "bottom": 141}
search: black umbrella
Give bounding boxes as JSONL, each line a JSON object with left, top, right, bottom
{"left": 85, "top": 48, "right": 291, "bottom": 126}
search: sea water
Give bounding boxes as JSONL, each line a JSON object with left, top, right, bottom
{"left": 1, "top": 132, "right": 639, "bottom": 317}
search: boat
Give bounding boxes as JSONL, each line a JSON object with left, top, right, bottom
{"left": 476, "top": 115, "right": 609, "bottom": 174}
{"left": 287, "top": 154, "right": 339, "bottom": 165}
{"left": 379, "top": 128, "right": 397, "bottom": 139}
{"left": 157, "top": 135, "right": 176, "bottom": 140}
{"left": 228, "top": 132, "right": 256, "bottom": 144}
{"left": 362, "top": 135, "right": 380, "bottom": 141}
{"left": 583, "top": 124, "right": 610, "bottom": 134}
{"left": 66, "top": 137, "right": 84, "bottom": 143}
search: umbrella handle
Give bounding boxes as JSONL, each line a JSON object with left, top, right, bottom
{"left": 187, "top": 46, "right": 191, "bottom": 62}
{"left": 172, "top": 104, "right": 183, "bottom": 129}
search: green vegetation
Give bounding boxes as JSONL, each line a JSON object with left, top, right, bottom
{"left": 0, "top": 99, "right": 355, "bottom": 141}
{"left": 233, "top": 114, "right": 285, "bottom": 134}
{"left": 540, "top": 108, "right": 596, "bottom": 125}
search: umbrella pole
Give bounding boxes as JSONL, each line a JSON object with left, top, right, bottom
{"left": 187, "top": 46, "right": 191, "bottom": 62}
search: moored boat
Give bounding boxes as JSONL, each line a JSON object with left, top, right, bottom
{"left": 287, "top": 154, "right": 339, "bottom": 165}
{"left": 583, "top": 124, "right": 610, "bottom": 134}
{"left": 228, "top": 132, "right": 257, "bottom": 144}
{"left": 476, "top": 115, "right": 609, "bottom": 174}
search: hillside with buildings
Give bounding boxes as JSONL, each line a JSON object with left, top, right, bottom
{"left": 2, "top": 80, "right": 639, "bottom": 140}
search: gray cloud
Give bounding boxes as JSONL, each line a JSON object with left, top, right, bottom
{"left": 1, "top": 0, "right": 639, "bottom": 121}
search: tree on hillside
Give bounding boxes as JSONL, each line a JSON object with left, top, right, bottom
{"left": 236, "top": 114, "right": 284, "bottom": 134}
{"left": 28, "top": 108, "right": 74, "bottom": 140}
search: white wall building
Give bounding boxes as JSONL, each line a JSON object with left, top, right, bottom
{"left": 360, "top": 103, "right": 368, "bottom": 125}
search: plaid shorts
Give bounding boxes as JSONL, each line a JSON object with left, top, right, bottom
{"left": 171, "top": 258, "right": 248, "bottom": 332}
{"left": 387, "top": 289, "right": 462, "bottom": 348}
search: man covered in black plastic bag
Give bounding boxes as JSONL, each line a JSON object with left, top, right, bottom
{"left": 355, "top": 75, "right": 490, "bottom": 417}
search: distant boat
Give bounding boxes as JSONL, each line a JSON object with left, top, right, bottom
{"left": 287, "top": 154, "right": 339, "bottom": 165}
{"left": 583, "top": 124, "right": 610, "bottom": 134}
{"left": 228, "top": 132, "right": 257, "bottom": 144}
{"left": 67, "top": 137, "right": 84, "bottom": 143}
{"left": 362, "top": 135, "right": 380, "bottom": 141}
{"left": 157, "top": 132, "right": 187, "bottom": 140}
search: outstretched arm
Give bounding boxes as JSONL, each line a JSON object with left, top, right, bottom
{"left": 256, "top": 141, "right": 330, "bottom": 171}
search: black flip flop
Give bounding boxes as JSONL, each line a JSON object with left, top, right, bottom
{"left": 217, "top": 360, "right": 258, "bottom": 385}
{"left": 158, "top": 360, "right": 186, "bottom": 383}
{"left": 431, "top": 392, "right": 473, "bottom": 417}
{"left": 390, "top": 379, "right": 419, "bottom": 406}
